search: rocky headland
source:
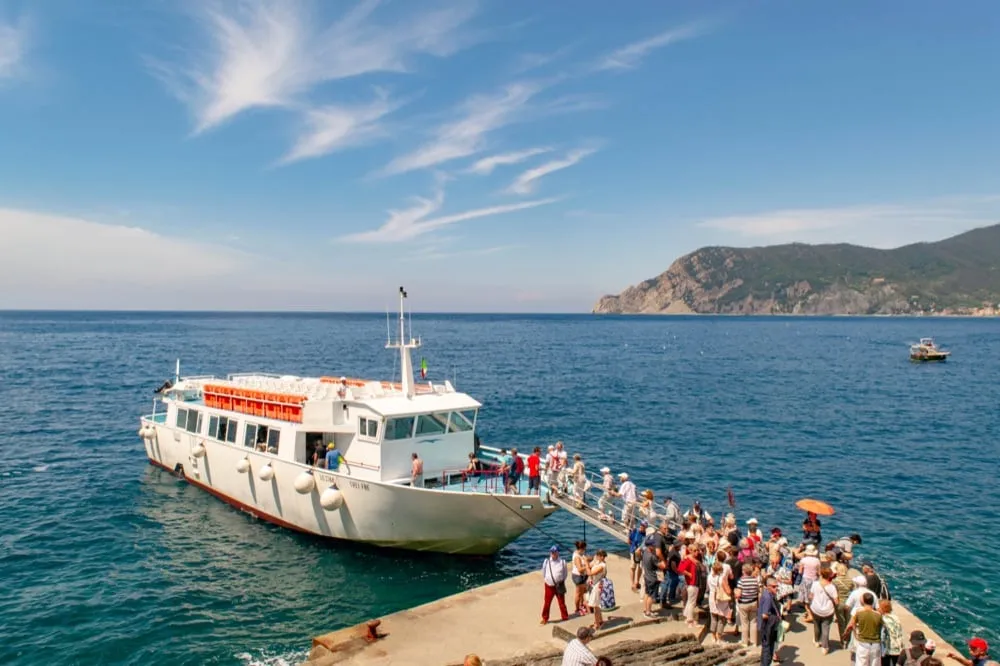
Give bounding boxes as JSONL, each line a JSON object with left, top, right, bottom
{"left": 593, "top": 223, "right": 1000, "bottom": 315}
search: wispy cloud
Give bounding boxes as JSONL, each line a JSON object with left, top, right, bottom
{"left": 596, "top": 22, "right": 708, "bottom": 72}
{"left": 380, "top": 81, "right": 542, "bottom": 176}
{"left": 696, "top": 196, "right": 1000, "bottom": 248}
{"left": 405, "top": 243, "right": 517, "bottom": 262}
{"left": 506, "top": 147, "right": 597, "bottom": 195}
{"left": 512, "top": 45, "right": 574, "bottom": 74}
{"left": 467, "top": 147, "right": 552, "bottom": 175}
{"left": 0, "top": 15, "right": 28, "bottom": 81}
{"left": 341, "top": 186, "right": 558, "bottom": 242}
{"left": 278, "top": 88, "right": 403, "bottom": 164}
{"left": 152, "top": 0, "right": 477, "bottom": 134}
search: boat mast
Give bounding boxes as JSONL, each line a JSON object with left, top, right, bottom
{"left": 386, "top": 286, "right": 421, "bottom": 398}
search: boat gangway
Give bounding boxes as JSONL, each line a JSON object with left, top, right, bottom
{"left": 477, "top": 445, "right": 684, "bottom": 546}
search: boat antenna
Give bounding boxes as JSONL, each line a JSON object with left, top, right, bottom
{"left": 385, "top": 307, "right": 391, "bottom": 347}
{"left": 385, "top": 286, "right": 420, "bottom": 399}
{"left": 175, "top": 358, "right": 180, "bottom": 384}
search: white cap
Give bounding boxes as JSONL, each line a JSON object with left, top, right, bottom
{"left": 747, "top": 517, "right": 758, "bottom": 524}
{"left": 618, "top": 472, "right": 629, "bottom": 480}
{"left": 600, "top": 466, "right": 611, "bottom": 473}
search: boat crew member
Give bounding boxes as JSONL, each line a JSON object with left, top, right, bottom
{"left": 411, "top": 452, "right": 424, "bottom": 488}
{"left": 337, "top": 376, "right": 348, "bottom": 399}
{"left": 325, "top": 443, "right": 344, "bottom": 471}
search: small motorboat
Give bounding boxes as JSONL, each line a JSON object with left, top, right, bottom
{"left": 910, "top": 337, "right": 950, "bottom": 362}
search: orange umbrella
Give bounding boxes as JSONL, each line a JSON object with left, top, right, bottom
{"left": 796, "top": 498, "right": 835, "bottom": 516}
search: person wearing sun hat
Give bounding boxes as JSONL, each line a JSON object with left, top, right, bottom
{"left": 597, "top": 466, "right": 614, "bottom": 522}
{"left": 616, "top": 472, "right": 637, "bottom": 530}
{"left": 540, "top": 545, "right": 569, "bottom": 625}
{"left": 901, "top": 630, "right": 928, "bottom": 664}
{"left": 948, "top": 637, "right": 996, "bottom": 666}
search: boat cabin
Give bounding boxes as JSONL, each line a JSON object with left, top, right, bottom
{"left": 158, "top": 374, "right": 481, "bottom": 486}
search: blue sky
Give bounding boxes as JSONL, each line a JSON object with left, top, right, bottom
{"left": 1, "top": 0, "right": 999, "bottom": 311}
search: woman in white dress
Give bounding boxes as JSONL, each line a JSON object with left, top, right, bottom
{"left": 571, "top": 454, "right": 587, "bottom": 509}
{"left": 706, "top": 561, "right": 732, "bottom": 643}
{"left": 586, "top": 549, "right": 608, "bottom": 631}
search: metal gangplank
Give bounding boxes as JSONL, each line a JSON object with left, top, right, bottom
{"left": 477, "top": 445, "right": 683, "bottom": 544}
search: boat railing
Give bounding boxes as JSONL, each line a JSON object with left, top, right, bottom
{"left": 435, "top": 467, "right": 505, "bottom": 494}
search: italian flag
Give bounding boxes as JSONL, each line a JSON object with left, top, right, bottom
{"left": 420, "top": 357, "right": 428, "bottom": 379}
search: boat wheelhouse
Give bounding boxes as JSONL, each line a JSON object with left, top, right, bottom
{"left": 909, "top": 337, "right": 950, "bottom": 362}
{"left": 138, "top": 288, "right": 555, "bottom": 555}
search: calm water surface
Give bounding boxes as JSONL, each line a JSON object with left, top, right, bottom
{"left": 1, "top": 313, "right": 997, "bottom": 665}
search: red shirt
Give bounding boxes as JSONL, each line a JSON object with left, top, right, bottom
{"left": 677, "top": 556, "right": 698, "bottom": 585}
{"left": 527, "top": 453, "right": 541, "bottom": 476}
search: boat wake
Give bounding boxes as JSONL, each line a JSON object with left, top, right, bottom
{"left": 235, "top": 649, "right": 307, "bottom": 666}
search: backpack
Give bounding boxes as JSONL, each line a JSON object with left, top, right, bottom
{"left": 514, "top": 456, "right": 524, "bottom": 475}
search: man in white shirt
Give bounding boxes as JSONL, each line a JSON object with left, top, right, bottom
{"left": 562, "top": 626, "right": 598, "bottom": 666}
{"left": 541, "top": 545, "right": 569, "bottom": 624}
{"left": 617, "top": 472, "right": 637, "bottom": 530}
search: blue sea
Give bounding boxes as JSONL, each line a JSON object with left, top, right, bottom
{"left": 1, "top": 312, "right": 997, "bottom": 665}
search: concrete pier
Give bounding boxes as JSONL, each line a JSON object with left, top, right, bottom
{"left": 299, "top": 553, "right": 958, "bottom": 666}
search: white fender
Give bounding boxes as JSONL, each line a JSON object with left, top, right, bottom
{"left": 137, "top": 427, "right": 147, "bottom": 439}
{"left": 236, "top": 457, "right": 250, "bottom": 474}
{"left": 191, "top": 442, "right": 206, "bottom": 458}
{"left": 258, "top": 463, "right": 275, "bottom": 482}
{"left": 294, "top": 471, "right": 315, "bottom": 494}
{"left": 320, "top": 487, "right": 344, "bottom": 511}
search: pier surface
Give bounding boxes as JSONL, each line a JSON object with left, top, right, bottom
{"left": 300, "top": 553, "right": 957, "bottom": 666}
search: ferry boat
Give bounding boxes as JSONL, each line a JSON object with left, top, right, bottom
{"left": 137, "top": 288, "right": 555, "bottom": 555}
{"left": 910, "top": 337, "right": 951, "bottom": 362}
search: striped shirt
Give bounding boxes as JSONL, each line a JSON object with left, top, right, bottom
{"left": 561, "top": 639, "right": 598, "bottom": 666}
{"left": 737, "top": 576, "right": 759, "bottom": 604}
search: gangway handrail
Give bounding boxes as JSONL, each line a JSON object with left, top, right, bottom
{"left": 477, "top": 445, "right": 685, "bottom": 535}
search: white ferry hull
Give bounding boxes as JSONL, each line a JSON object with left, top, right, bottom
{"left": 142, "top": 422, "right": 555, "bottom": 555}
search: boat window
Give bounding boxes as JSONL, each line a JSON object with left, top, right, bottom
{"left": 415, "top": 412, "right": 449, "bottom": 436}
{"left": 447, "top": 410, "right": 476, "bottom": 433}
{"left": 208, "top": 415, "right": 219, "bottom": 439}
{"left": 267, "top": 428, "right": 281, "bottom": 451}
{"left": 185, "top": 410, "right": 201, "bottom": 434}
{"left": 358, "top": 416, "right": 379, "bottom": 440}
{"left": 225, "top": 418, "right": 238, "bottom": 444}
{"left": 244, "top": 423, "right": 258, "bottom": 448}
{"left": 175, "top": 408, "right": 188, "bottom": 428}
{"left": 385, "top": 417, "right": 415, "bottom": 441}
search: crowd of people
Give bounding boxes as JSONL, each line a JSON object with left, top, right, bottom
{"left": 526, "top": 450, "right": 995, "bottom": 666}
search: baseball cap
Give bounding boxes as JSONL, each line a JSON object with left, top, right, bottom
{"left": 925, "top": 640, "right": 936, "bottom": 651}
{"left": 969, "top": 637, "right": 989, "bottom": 652}
{"left": 909, "top": 630, "right": 926, "bottom": 645}
{"left": 549, "top": 545, "right": 559, "bottom": 553}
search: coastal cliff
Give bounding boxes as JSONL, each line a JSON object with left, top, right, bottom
{"left": 593, "top": 223, "right": 1000, "bottom": 315}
